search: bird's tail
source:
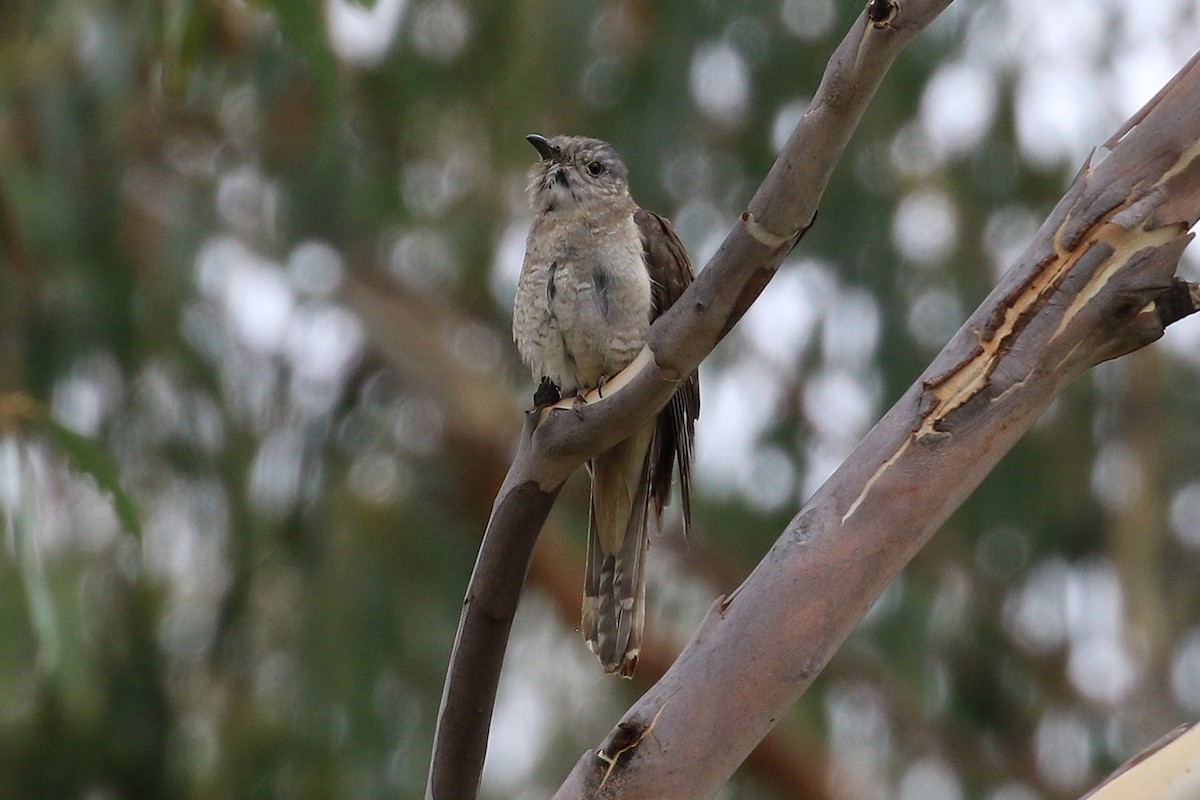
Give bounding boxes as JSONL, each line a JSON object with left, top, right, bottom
{"left": 582, "top": 424, "right": 655, "bottom": 677}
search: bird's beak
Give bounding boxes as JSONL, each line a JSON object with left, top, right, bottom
{"left": 526, "top": 133, "right": 560, "bottom": 161}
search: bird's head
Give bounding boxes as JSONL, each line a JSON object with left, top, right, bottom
{"left": 525, "top": 134, "right": 631, "bottom": 214}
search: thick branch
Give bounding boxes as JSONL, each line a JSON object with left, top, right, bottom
{"left": 348, "top": 277, "right": 840, "bottom": 798}
{"left": 553, "top": 49, "right": 1200, "bottom": 799}
{"left": 426, "top": 1, "right": 957, "bottom": 796}
{"left": 427, "top": 418, "right": 563, "bottom": 799}
{"left": 1082, "top": 722, "right": 1200, "bottom": 799}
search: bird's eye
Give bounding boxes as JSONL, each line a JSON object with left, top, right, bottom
{"left": 586, "top": 161, "right": 606, "bottom": 176}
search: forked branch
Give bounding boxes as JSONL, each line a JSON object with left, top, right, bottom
{"left": 426, "top": 1, "right": 957, "bottom": 797}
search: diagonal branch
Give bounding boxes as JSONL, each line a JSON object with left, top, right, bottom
{"left": 347, "top": 276, "right": 842, "bottom": 797}
{"left": 426, "top": 1, "right": 958, "bottom": 797}
{"left": 552, "top": 48, "right": 1200, "bottom": 800}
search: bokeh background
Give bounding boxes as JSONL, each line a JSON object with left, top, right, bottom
{"left": 2, "top": 0, "right": 1200, "bottom": 798}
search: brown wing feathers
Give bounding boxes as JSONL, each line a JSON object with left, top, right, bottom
{"left": 635, "top": 209, "right": 700, "bottom": 536}
{"left": 585, "top": 210, "right": 698, "bottom": 676}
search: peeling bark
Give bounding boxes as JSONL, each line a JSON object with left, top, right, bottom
{"left": 427, "top": 5, "right": 1200, "bottom": 799}
{"left": 551, "top": 50, "right": 1200, "bottom": 800}
{"left": 427, "top": 3, "right": 958, "bottom": 796}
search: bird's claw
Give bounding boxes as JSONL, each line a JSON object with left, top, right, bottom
{"left": 531, "top": 377, "right": 562, "bottom": 409}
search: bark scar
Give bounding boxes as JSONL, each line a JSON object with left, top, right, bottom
{"left": 866, "top": 0, "right": 899, "bottom": 27}
{"left": 842, "top": 136, "right": 1200, "bottom": 525}
{"left": 741, "top": 210, "right": 801, "bottom": 248}
{"left": 596, "top": 699, "right": 672, "bottom": 790}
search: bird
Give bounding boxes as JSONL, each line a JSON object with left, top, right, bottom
{"left": 512, "top": 133, "right": 699, "bottom": 677}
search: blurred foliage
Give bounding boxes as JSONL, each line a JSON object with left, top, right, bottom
{"left": 2, "top": 0, "right": 1200, "bottom": 798}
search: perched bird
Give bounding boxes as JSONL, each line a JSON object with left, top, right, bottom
{"left": 513, "top": 134, "right": 700, "bottom": 677}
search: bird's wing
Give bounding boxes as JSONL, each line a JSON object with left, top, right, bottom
{"left": 635, "top": 208, "right": 701, "bottom": 535}
{"left": 582, "top": 208, "right": 700, "bottom": 677}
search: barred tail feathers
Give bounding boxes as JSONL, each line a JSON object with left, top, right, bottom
{"left": 583, "top": 424, "right": 653, "bottom": 677}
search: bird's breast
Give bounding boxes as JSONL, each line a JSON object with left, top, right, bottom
{"left": 524, "top": 212, "right": 652, "bottom": 389}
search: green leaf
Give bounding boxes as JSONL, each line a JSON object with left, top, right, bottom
{"left": 42, "top": 417, "right": 142, "bottom": 540}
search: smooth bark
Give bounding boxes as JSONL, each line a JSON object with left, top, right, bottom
{"left": 427, "top": 0, "right": 1200, "bottom": 796}
{"left": 553, "top": 50, "right": 1200, "bottom": 799}
{"left": 426, "top": 2, "right": 958, "bottom": 796}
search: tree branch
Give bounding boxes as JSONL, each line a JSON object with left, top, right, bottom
{"left": 348, "top": 277, "right": 842, "bottom": 798}
{"left": 1082, "top": 722, "right": 1199, "bottom": 799}
{"left": 426, "top": 1, "right": 958, "bottom": 796}
{"left": 552, "top": 48, "right": 1200, "bottom": 800}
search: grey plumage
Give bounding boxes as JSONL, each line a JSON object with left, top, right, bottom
{"left": 513, "top": 134, "right": 699, "bottom": 677}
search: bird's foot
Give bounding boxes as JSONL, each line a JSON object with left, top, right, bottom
{"left": 530, "top": 377, "right": 561, "bottom": 410}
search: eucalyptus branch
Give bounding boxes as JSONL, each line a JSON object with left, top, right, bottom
{"left": 426, "top": 1, "right": 957, "bottom": 797}
{"left": 553, "top": 48, "right": 1200, "bottom": 800}
{"left": 348, "top": 276, "right": 839, "bottom": 798}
